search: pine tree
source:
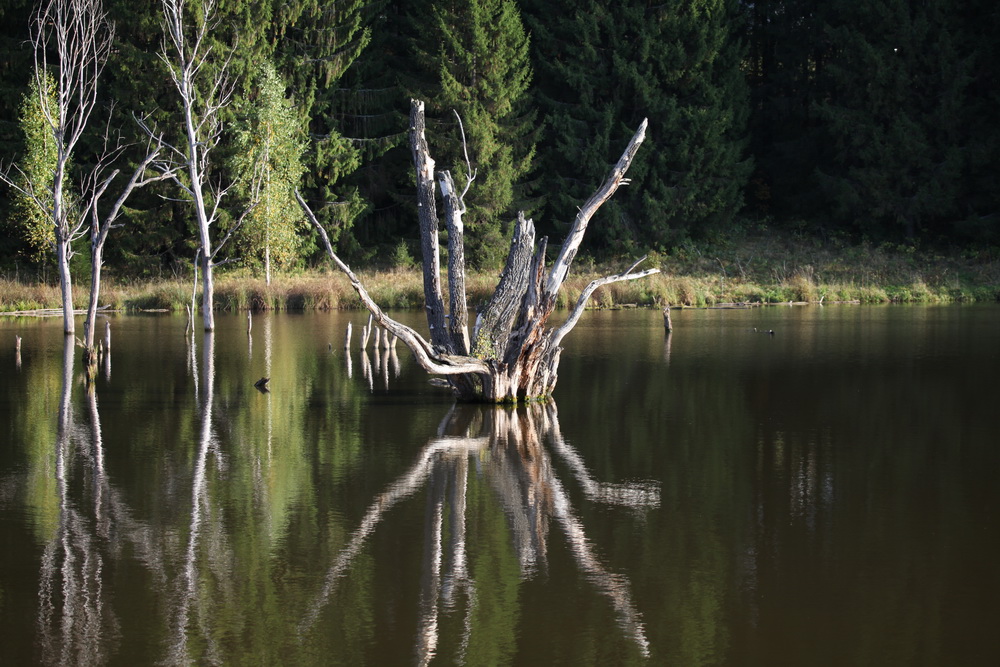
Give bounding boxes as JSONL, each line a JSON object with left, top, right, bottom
{"left": 952, "top": 0, "right": 1000, "bottom": 243}
{"left": 279, "top": 0, "right": 371, "bottom": 257}
{"left": 744, "top": 0, "right": 834, "bottom": 222}
{"left": 525, "top": 0, "right": 751, "bottom": 255}
{"left": 333, "top": 0, "right": 427, "bottom": 261}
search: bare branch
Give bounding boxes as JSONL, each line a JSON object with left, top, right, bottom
{"left": 544, "top": 119, "right": 648, "bottom": 300}
{"left": 297, "top": 189, "right": 490, "bottom": 377}
{"left": 550, "top": 258, "right": 660, "bottom": 349}
{"left": 452, "top": 109, "right": 476, "bottom": 203}
{"left": 409, "top": 100, "right": 450, "bottom": 349}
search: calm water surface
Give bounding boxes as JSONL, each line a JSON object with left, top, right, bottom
{"left": 1, "top": 306, "right": 998, "bottom": 665}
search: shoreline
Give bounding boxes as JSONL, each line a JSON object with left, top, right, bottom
{"left": 3, "top": 235, "right": 999, "bottom": 313}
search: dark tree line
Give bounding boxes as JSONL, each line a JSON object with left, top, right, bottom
{"left": 1, "top": 0, "right": 998, "bottom": 280}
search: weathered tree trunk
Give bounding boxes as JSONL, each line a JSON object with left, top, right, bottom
{"left": 299, "top": 99, "right": 658, "bottom": 403}
{"left": 56, "top": 227, "right": 75, "bottom": 335}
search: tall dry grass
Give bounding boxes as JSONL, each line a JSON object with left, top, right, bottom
{"left": 2, "top": 234, "right": 998, "bottom": 314}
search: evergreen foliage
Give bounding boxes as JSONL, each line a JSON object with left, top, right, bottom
{"left": 0, "top": 0, "right": 998, "bottom": 278}
{"left": 525, "top": 0, "right": 750, "bottom": 255}
{"left": 816, "top": 0, "right": 971, "bottom": 240}
{"left": 421, "top": 0, "right": 537, "bottom": 269}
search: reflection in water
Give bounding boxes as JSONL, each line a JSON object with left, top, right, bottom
{"left": 348, "top": 346, "right": 399, "bottom": 392}
{"left": 303, "top": 403, "right": 658, "bottom": 661}
{"left": 360, "top": 351, "right": 373, "bottom": 392}
{"left": 37, "top": 338, "right": 118, "bottom": 666}
{"left": 168, "top": 332, "right": 220, "bottom": 664}
{"left": 6, "top": 308, "right": 998, "bottom": 665}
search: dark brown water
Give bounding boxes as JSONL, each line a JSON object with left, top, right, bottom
{"left": 1, "top": 306, "right": 998, "bottom": 665}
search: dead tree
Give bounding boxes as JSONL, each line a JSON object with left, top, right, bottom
{"left": 147, "top": 0, "right": 248, "bottom": 332}
{"left": 0, "top": 0, "right": 112, "bottom": 336}
{"left": 298, "top": 99, "right": 658, "bottom": 403}
{"left": 0, "top": 0, "right": 174, "bottom": 356}
{"left": 81, "top": 137, "right": 173, "bottom": 369}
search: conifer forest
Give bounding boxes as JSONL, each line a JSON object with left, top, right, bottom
{"left": 0, "top": 0, "right": 997, "bottom": 279}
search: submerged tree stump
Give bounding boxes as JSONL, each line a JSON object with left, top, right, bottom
{"left": 297, "top": 100, "right": 658, "bottom": 402}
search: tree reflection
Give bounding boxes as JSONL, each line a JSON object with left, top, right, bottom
{"left": 168, "top": 330, "right": 220, "bottom": 664}
{"left": 37, "top": 337, "right": 118, "bottom": 666}
{"left": 303, "top": 402, "right": 658, "bottom": 662}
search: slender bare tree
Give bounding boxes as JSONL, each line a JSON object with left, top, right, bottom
{"left": 80, "top": 135, "right": 174, "bottom": 367}
{"left": 0, "top": 0, "right": 111, "bottom": 335}
{"left": 150, "top": 0, "right": 241, "bottom": 332}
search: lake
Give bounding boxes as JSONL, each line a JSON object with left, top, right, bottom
{"left": 1, "top": 305, "right": 998, "bottom": 665}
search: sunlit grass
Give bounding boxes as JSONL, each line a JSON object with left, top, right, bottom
{"left": 2, "top": 234, "right": 998, "bottom": 313}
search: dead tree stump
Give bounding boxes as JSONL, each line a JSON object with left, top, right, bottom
{"left": 297, "top": 100, "right": 658, "bottom": 402}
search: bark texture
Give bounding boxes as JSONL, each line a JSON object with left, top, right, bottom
{"left": 300, "top": 99, "right": 658, "bottom": 402}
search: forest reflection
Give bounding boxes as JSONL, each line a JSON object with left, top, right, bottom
{"left": 30, "top": 328, "right": 657, "bottom": 665}
{"left": 10, "top": 308, "right": 998, "bottom": 665}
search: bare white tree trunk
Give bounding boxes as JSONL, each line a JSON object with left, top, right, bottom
{"left": 0, "top": 0, "right": 113, "bottom": 335}
{"left": 82, "top": 145, "right": 172, "bottom": 367}
{"left": 155, "top": 0, "right": 237, "bottom": 333}
{"left": 300, "top": 100, "right": 657, "bottom": 402}
{"left": 265, "top": 244, "right": 271, "bottom": 287}
{"left": 56, "top": 225, "right": 75, "bottom": 334}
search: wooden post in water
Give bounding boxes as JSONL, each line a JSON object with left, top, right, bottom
{"left": 361, "top": 313, "right": 373, "bottom": 349}
{"left": 247, "top": 310, "right": 252, "bottom": 334}
{"left": 104, "top": 320, "right": 111, "bottom": 353}
{"left": 15, "top": 335, "right": 22, "bottom": 369}
{"left": 344, "top": 322, "right": 353, "bottom": 349}
{"left": 662, "top": 305, "right": 673, "bottom": 334}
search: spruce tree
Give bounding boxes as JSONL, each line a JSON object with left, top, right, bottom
{"left": 953, "top": 0, "right": 1000, "bottom": 243}
{"left": 816, "top": 0, "right": 971, "bottom": 241}
{"left": 329, "top": 1, "right": 413, "bottom": 260}
{"left": 744, "top": 0, "right": 833, "bottom": 223}
{"left": 525, "top": 0, "right": 751, "bottom": 255}
{"left": 418, "top": 0, "right": 537, "bottom": 269}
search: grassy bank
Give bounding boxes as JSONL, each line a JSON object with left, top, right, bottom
{"left": 2, "top": 234, "right": 999, "bottom": 313}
